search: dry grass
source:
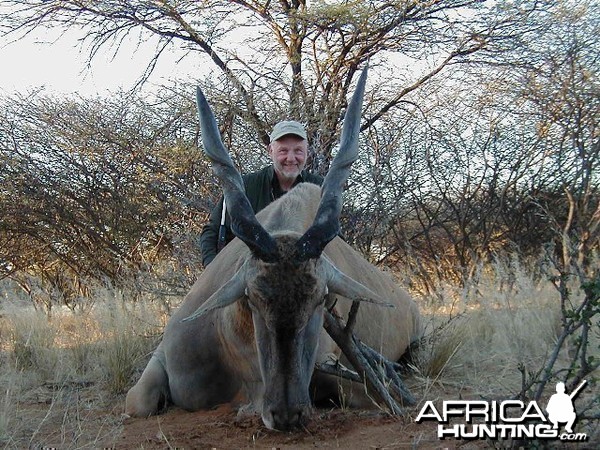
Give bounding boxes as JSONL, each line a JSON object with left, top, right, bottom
{"left": 412, "top": 257, "right": 574, "bottom": 398}
{"left": 0, "top": 256, "right": 597, "bottom": 447}
{"left": 0, "top": 282, "right": 168, "bottom": 448}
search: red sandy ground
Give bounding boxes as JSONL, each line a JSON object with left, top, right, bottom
{"left": 114, "top": 404, "right": 479, "bottom": 449}
{"left": 19, "top": 397, "right": 481, "bottom": 449}
{"left": 17, "top": 383, "right": 596, "bottom": 449}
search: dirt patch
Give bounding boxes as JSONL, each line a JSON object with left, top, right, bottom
{"left": 9, "top": 375, "right": 598, "bottom": 448}
{"left": 115, "top": 404, "right": 452, "bottom": 449}
{"left": 16, "top": 389, "right": 479, "bottom": 449}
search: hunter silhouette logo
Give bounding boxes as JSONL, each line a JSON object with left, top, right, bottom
{"left": 546, "top": 380, "right": 587, "bottom": 434}
{"left": 416, "top": 379, "right": 589, "bottom": 442}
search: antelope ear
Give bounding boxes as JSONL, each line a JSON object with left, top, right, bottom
{"left": 321, "top": 256, "right": 395, "bottom": 307}
{"left": 181, "top": 262, "right": 249, "bottom": 322}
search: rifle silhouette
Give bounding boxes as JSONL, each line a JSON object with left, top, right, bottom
{"left": 569, "top": 380, "right": 587, "bottom": 400}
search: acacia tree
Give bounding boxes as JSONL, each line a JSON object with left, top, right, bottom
{"left": 2, "top": 1, "right": 597, "bottom": 296}
{"left": 331, "top": 0, "right": 599, "bottom": 288}
{"left": 1, "top": 0, "right": 528, "bottom": 171}
{"left": 522, "top": 13, "right": 599, "bottom": 271}
{"left": 0, "top": 88, "right": 208, "bottom": 310}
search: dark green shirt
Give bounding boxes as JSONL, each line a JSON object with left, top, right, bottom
{"left": 199, "top": 165, "right": 323, "bottom": 266}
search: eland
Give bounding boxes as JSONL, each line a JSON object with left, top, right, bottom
{"left": 125, "top": 67, "right": 422, "bottom": 430}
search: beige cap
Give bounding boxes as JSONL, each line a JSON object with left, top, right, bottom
{"left": 269, "top": 120, "right": 307, "bottom": 142}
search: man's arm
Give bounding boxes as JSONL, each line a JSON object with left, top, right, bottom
{"left": 199, "top": 197, "right": 225, "bottom": 267}
{"left": 199, "top": 171, "right": 257, "bottom": 267}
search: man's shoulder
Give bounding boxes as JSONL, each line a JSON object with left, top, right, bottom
{"left": 243, "top": 165, "right": 272, "bottom": 181}
{"left": 242, "top": 166, "right": 273, "bottom": 201}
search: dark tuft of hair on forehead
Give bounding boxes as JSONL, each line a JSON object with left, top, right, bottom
{"left": 248, "top": 236, "right": 324, "bottom": 328}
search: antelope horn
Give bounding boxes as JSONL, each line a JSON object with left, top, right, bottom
{"left": 296, "top": 64, "right": 368, "bottom": 260}
{"left": 196, "top": 87, "right": 279, "bottom": 262}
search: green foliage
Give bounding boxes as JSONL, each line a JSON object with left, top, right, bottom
{"left": 582, "top": 278, "right": 600, "bottom": 305}
{"left": 306, "top": 0, "right": 371, "bottom": 28}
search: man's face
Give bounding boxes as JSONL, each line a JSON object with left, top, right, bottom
{"left": 268, "top": 135, "right": 308, "bottom": 184}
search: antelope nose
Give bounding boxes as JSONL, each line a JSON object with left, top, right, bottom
{"left": 268, "top": 405, "right": 308, "bottom": 431}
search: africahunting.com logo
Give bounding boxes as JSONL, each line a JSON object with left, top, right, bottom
{"left": 416, "top": 380, "right": 589, "bottom": 442}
